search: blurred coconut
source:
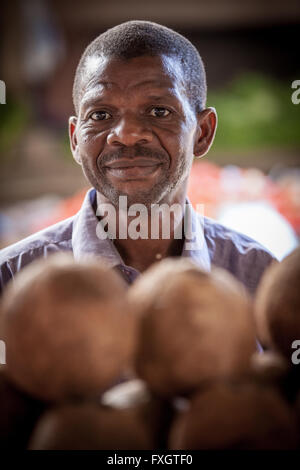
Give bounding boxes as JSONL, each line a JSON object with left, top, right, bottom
{"left": 254, "top": 246, "right": 300, "bottom": 357}
{"left": 129, "top": 258, "right": 257, "bottom": 397}
{"left": 28, "top": 402, "right": 152, "bottom": 450}
{"left": 0, "top": 366, "right": 46, "bottom": 449}
{"left": 250, "top": 351, "right": 289, "bottom": 384}
{"left": 30, "top": 380, "right": 175, "bottom": 450}
{"left": 1, "top": 253, "right": 136, "bottom": 401}
{"left": 295, "top": 391, "right": 300, "bottom": 430}
{"left": 101, "top": 379, "right": 175, "bottom": 448}
{"left": 251, "top": 350, "right": 300, "bottom": 405}
{"left": 169, "top": 379, "right": 299, "bottom": 450}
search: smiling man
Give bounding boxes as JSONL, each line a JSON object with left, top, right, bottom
{"left": 0, "top": 21, "right": 276, "bottom": 294}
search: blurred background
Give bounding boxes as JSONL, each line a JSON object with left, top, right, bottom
{"left": 0, "top": 0, "right": 299, "bottom": 260}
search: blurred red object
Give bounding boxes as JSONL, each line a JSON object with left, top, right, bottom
{"left": 187, "top": 161, "right": 222, "bottom": 218}
{"left": 35, "top": 162, "right": 300, "bottom": 236}
{"left": 34, "top": 188, "right": 88, "bottom": 231}
{"left": 267, "top": 179, "right": 300, "bottom": 235}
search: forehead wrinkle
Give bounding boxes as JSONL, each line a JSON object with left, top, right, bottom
{"left": 81, "top": 90, "right": 186, "bottom": 118}
{"left": 81, "top": 76, "right": 173, "bottom": 109}
{"left": 84, "top": 56, "right": 184, "bottom": 94}
{"left": 81, "top": 83, "right": 112, "bottom": 104}
{"left": 79, "top": 55, "right": 193, "bottom": 115}
{"left": 81, "top": 81, "right": 179, "bottom": 106}
{"left": 80, "top": 91, "right": 103, "bottom": 109}
{"left": 96, "top": 76, "right": 175, "bottom": 94}
{"left": 126, "top": 77, "right": 175, "bottom": 91}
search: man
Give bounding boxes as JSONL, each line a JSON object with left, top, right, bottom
{"left": 0, "top": 21, "right": 276, "bottom": 295}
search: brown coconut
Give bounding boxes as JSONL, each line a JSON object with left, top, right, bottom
{"left": 128, "top": 258, "right": 257, "bottom": 397}
{"left": 0, "top": 366, "right": 46, "bottom": 449}
{"left": 101, "top": 379, "right": 175, "bottom": 448}
{"left": 29, "top": 379, "right": 175, "bottom": 450}
{"left": 250, "top": 350, "right": 289, "bottom": 384}
{"left": 169, "top": 379, "right": 299, "bottom": 450}
{"left": 1, "top": 253, "right": 136, "bottom": 402}
{"left": 294, "top": 390, "right": 300, "bottom": 430}
{"left": 254, "top": 247, "right": 300, "bottom": 357}
{"left": 29, "top": 401, "right": 153, "bottom": 450}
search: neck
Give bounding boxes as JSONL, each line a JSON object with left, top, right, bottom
{"left": 96, "top": 189, "right": 187, "bottom": 272}
{"left": 115, "top": 236, "right": 184, "bottom": 273}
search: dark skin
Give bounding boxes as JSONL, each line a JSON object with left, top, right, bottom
{"left": 69, "top": 54, "right": 217, "bottom": 272}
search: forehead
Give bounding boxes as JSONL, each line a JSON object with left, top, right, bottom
{"left": 79, "top": 54, "right": 187, "bottom": 105}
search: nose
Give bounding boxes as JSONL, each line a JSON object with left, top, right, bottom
{"left": 106, "top": 113, "right": 153, "bottom": 147}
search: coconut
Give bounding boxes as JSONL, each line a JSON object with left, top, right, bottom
{"left": 29, "top": 400, "right": 153, "bottom": 450}
{"left": 128, "top": 258, "right": 257, "bottom": 397}
{"left": 0, "top": 366, "right": 45, "bottom": 449}
{"left": 250, "top": 351, "right": 289, "bottom": 383}
{"left": 251, "top": 350, "right": 300, "bottom": 406}
{"left": 101, "top": 379, "right": 175, "bottom": 448}
{"left": 29, "top": 379, "right": 176, "bottom": 450}
{"left": 169, "top": 379, "right": 299, "bottom": 450}
{"left": 254, "top": 247, "right": 300, "bottom": 357}
{"left": 1, "top": 253, "right": 136, "bottom": 402}
{"left": 295, "top": 391, "right": 300, "bottom": 431}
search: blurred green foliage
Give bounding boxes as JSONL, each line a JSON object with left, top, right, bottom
{"left": 61, "top": 130, "right": 74, "bottom": 161}
{"left": 0, "top": 74, "right": 299, "bottom": 162}
{"left": 0, "top": 96, "right": 29, "bottom": 158}
{"left": 207, "top": 73, "right": 300, "bottom": 152}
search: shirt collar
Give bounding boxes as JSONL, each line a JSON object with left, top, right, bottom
{"left": 181, "top": 198, "right": 211, "bottom": 272}
{"left": 72, "top": 188, "right": 123, "bottom": 267}
{"left": 72, "top": 188, "right": 211, "bottom": 272}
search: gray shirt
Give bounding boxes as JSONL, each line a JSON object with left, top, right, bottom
{"left": 0, "top": 188, "right": 277, "bottom": 296}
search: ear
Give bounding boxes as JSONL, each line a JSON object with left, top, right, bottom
{"left": 69, "top": 116, "right": 82, "bottom": 165}
{"left": 193, "top": 107, "right": 217, "bottom": 158}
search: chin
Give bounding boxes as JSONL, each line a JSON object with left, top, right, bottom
{"left": 97, "top": 180, "right": 170, "bottom": 209}
{"left": 102, "top": 189, "right": 167, "bottom": 210}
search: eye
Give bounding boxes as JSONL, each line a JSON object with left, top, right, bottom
{"left": 149, "top": 107, "right": 171, "bottom": 118}
{"left": 90, "top": 111, "right": 111, "bottom": 121}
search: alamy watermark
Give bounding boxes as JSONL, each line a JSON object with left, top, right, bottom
{"left": 291, "top": 339, "right": 300, "bottom": 365}
{"left": 291, "top": 80, "right": 300, "bottom": 105}
{"left": 96, "top": 196, "right": 205, "bottom": 250}
{"left": 0, "top": 340, "right": 6, "bottom": 365}
{"left": 0, "top": 80, "right": 6, "bottom": 104}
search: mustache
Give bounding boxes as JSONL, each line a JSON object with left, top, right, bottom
{"left": 97, "top": 145, "right": 169, "bottom": 168}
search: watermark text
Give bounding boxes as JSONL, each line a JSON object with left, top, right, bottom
{"left": 96, "top": 196, "right": 205, "bottom": 250}
{"left": 291, "top": 80, "right": 300, "bottom": 104}
{"left": 291, "top": 339, "right": 300, "bottom": 365}
{"left": 0, "top": 80, "right": 6, "bottom": 104}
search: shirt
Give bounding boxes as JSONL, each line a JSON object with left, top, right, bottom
{"left": 0, "top": 188, "right": 277, "bottom": 296}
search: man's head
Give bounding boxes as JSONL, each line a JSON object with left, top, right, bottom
{"left": 69, "top": 21, "right": 217, "bottom": 208}
{"left": 73, "top": 21, "right": 207, "bottom": 117}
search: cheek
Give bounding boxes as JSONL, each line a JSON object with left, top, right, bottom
{"left": 78, "top": 127, "right": 105, "bottom": 158}
{"left": 170, "top": 125, "right": 195, "bottom": 161}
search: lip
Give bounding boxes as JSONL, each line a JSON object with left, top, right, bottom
{"left": 104, "top": 158, "right": 162, "bottom": 169}
{"left": 105, "top": 163, "right": 162, "bottom": 180}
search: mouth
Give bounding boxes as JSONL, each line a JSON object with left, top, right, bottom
{"left": 103, "top": 158, "right": 163, "bottom": 180}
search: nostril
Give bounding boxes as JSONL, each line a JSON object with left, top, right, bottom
{"left": 107, "top": 123, "right": 152, "bottom": 146}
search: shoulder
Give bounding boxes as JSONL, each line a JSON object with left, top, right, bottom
{"left": 202, "top": 215, "right": 277, "bottom": 295}
{"left": 203, "top": 215, "right": 275, "bottom": 259}
{"left": 0, "top": 216, "right": 75, "bottom": 292}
